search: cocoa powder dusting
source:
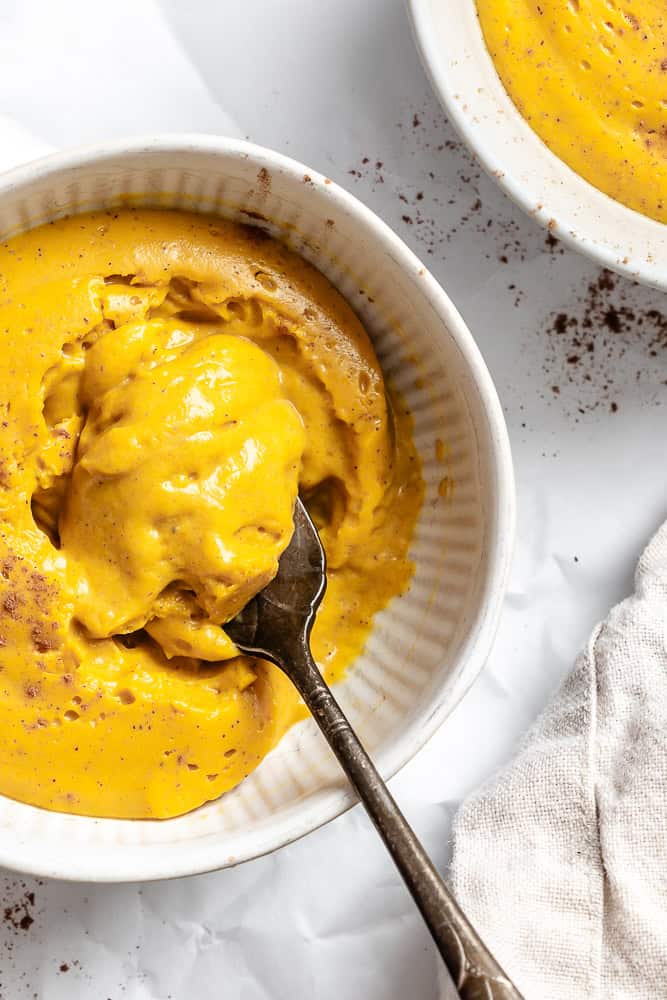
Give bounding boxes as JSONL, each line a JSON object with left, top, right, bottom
{"left": 256, "top": 167, "right": 271, "bottom": 193}
{"left": 543, "top": 269, "right": 667, "bottom": 416}
{"left": 0, "top": 556, "right": 17, "bottom": 580}
{"left": 2, "top": 591, "right": 21, "bottom": 618}
{"left": 28, "top": 571, "right": 54, "bottom": 612}
{"left": 344, "top": 109, "right": 667, "bottom": 421}
{"left": 30, "top": 622, "right": 60, "bottom": 653}
{"left": 345, "top": 107, "right": 546, "bottom": 269}
{"left": 3, "top": 889, "right": 36, "bottom": 933}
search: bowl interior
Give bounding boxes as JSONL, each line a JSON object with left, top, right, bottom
{"left": 409, "top": 0, "right": 667, "bottom": 289}
{"left": 0, "top": 140, "right": 512, "bottom": 880}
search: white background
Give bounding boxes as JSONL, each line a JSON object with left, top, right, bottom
{"left": 0, "top": 0, "right": 665, "bottom": 996}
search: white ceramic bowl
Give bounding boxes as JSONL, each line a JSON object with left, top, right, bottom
{"left": 0, "top": 135, "right": 514, "bottom": 881}
{"left": 408, "top": 0, "right": 667, "bottom": 290}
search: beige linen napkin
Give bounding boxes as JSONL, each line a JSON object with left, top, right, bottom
{"left": 450, "top": 521, "right": 667, "bottom": 1000}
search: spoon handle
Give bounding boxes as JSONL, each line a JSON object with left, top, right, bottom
{"left": 288, "top": 646, "right": 523, "bottom": 1000}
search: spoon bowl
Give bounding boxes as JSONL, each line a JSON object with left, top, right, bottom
{"left": 225, "top": 497, "right": 327, "bottom": 664}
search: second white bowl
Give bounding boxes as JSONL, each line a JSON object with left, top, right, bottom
{"left": 409, "top": 0, "right": 667, "bottom": 290}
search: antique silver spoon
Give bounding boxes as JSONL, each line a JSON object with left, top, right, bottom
{"left": 226, "top": 498, "right": 523, "bottom": 1000}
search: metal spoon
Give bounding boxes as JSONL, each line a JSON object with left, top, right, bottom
{"left": 226, "top": 498, "right": 523, "bottom": 1000}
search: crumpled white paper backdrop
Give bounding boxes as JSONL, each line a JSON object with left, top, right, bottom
{"left": 0, "top": 1, "right": 664, "bottom": 997}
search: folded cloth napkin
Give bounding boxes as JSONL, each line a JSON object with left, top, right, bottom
{"left": 450, "top": 521, "right": 667, "bottom": 1000}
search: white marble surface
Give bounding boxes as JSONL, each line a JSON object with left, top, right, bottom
{"left": 0, "top": 1, "right": 665, "bottom": 996}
